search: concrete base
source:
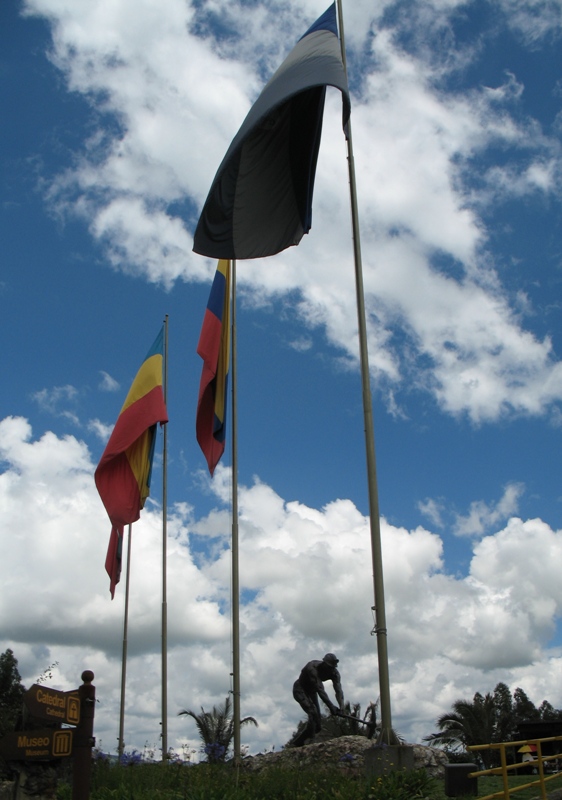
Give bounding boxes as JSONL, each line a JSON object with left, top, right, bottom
{"left": 364, "top": 744, "right": 415, "bottom": 777}
{"left": 444, "top": 763, "right": 478, "bottom": 797}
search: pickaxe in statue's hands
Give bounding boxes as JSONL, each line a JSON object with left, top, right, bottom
{"left": 334, "top": 711, "right": 376, "bottom": 738}
{"left": 335, "top": 712, "right": 368, "bottom": 723}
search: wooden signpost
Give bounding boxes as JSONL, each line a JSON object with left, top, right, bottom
{"left": 0, "top": 670, "right": 96, "bottom": 800}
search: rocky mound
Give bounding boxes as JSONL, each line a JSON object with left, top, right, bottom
{"left": 241, "top": 736, "right": 448, "bottom": 778}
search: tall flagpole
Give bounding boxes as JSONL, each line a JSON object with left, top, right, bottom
{"left": 230, "top": 260, "right": 241, "bottom": 768}
{"left": 118, "top": 523, "right": 133, "bottom": 759}
{"left": 161, "top": 314, "right": 169, "bottom": 761}
{"left": 336, "top": 0, "right": 394, "bottom": 744}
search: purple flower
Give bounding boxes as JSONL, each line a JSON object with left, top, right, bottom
{"left": 120, "top": 749, "right": 142, "bottom": 766}
{"left": 204, "top": 742, "right": 226, "bottom": 762}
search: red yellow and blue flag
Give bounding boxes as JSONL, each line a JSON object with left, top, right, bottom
{"left": 95, "top": 327, "right": 168, "bottom": 597}
{"left": 196, "top": 260, "right": 231, "bottom": 475}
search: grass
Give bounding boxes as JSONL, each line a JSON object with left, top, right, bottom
{"left": 56, "top": 760, "right": 441, "bottom": 800}
{"left": 466, "top": 773, "right": 562, "bottom": 800}
{"left": 53, "top": 759, "right": 562, "bottom": 800}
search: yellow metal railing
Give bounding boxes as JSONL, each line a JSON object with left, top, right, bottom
{"left": 467, "top": 735, "right": 562, "bottom": 800}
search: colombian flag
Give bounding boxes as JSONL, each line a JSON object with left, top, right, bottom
{"left": 95, "top": 328, "right": 168, "bottom": 597}
{"left": 196, "top": 260, "right": 231, "bottom": 475}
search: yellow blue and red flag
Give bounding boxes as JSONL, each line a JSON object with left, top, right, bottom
{"left": 196, "top": 260, "right": 231, "bottom": 476}
{"left": 95, "top": 327, "right": 168, "bottom": 598}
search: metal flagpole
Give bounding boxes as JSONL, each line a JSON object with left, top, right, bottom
{"left": 161, "top": 314, "right": 169, "bottom": 761}
{"left": 230, "top": 260, "right": 241, "bottom": 769}
{"left": 118, "top": 524, "right": 133, "bottom": 759}
{"left": 336, "top": 0, "right": 394, "bottom": 744}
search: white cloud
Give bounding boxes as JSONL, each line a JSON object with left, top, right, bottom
{"left": 98, "top": 371, "right": 120, "bottom": 392}
{"left": 418, "top": 497, "right": 445, "bottom": 528}
{"left": 453, "top": 483, "right": 525, "bottom": 537}
{"left": 87, "top": 419, "right": 113, "bottom": 442}
{"left": 498, "top": 0, "right": 562, "bottom": 44}
{"left": 21, "top": 0, "right": 562, "bottom": 426}
{"left": 32, "top": 385, "right": 78, "bottom": 415}
{"left": 6, "top": 0, "right": 562, "bottom": 765}
{"left": 2, "top": 417, "right": 562, "bottom": 756}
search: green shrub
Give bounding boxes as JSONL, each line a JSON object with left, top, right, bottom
{"left": 57, "top": 761, "right": 443, "bottom": 800}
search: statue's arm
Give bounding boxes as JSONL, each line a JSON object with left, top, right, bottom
{"left": 308, "top": 666, "right": 337, "bottom": 713}
{"left": 332, "top": 672, "right": 344, "bottom": 710}
{"left": 317, "top": 683, "right": 338, "bottom": 713}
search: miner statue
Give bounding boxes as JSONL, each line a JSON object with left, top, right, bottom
{"left": 291, "top": 653, "right": 344, "bottom": 746}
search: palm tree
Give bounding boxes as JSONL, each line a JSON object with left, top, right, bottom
{"left": 178, "top": 695, "right": 258, "bottom": 762}
{"left": 426, "top": 683, "right": 562, "bottom": 769}
{"left": 424, "top": 692, "right": 498, "bottom": 768}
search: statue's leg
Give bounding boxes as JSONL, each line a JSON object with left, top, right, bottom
{"left": 292, "top": 684, "right": 318, "bottom": 746}
{"left": 312, "top": 695, "right": 322, "bottom": 733}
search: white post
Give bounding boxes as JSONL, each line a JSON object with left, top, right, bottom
{"left": 161, "top": 314, "right": 169, "bottom": 761}
{"left": 230, "top": 260, "right": 241, "bottom": 768}
{"left": 118, "top": 524, "right": 132, "bottom": 758}
{"left": 336, "top": 0, "right": 394, "bottom": 744}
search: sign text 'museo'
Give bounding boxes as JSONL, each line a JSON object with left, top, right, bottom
{"left": 0, "top": 729, "right": 73, "bottom": 760}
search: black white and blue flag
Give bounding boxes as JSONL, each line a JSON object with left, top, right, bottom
{"left": 193, "top": 4, "right": 350, "bottom": 260}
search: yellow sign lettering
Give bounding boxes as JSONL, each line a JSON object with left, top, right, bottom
{"left": 17, "top": 735, "right": 49, "bottom": 748}
{"left": 37, "top": 689, "right": 66, "bottom": 708}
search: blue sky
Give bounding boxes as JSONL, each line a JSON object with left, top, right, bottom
{"left": 1, "top": 0, "right": 562, "bottom": 759}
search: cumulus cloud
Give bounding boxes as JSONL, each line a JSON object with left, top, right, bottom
{"left": 2, "top": 417, "right": 562, "bottom": 755}
{"left": 10, "top": 0, "right": 562, "bottom": 756}
{"left": 21, "top": 0, "right": 562, "bottom": 425}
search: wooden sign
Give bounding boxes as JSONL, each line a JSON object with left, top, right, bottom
{"left": 0, "top": 728, "right": 73, "bottom": 760}
{"left": 24, "top": 685, "right": 80, "bottom": 726}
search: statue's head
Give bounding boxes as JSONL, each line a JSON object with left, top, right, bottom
{"left": 323, "top": 653, "right": 339, "bottom": 667}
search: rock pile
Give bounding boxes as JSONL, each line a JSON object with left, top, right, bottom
{"left": 241, "top": 736, "right": 448, "bottom": 778}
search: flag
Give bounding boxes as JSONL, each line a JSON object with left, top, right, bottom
{"left": 196, "top": 260, "right": 231, "bottom": 475}
{"left": 95, "top": 328, "right": 168, "bottom": 597}
{"left": 193, "top": 3, "right": 350, "bottom": 260}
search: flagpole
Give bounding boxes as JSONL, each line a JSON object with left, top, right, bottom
{"left": 161, "top": 314, "right": 169, "bottom": 761}
{"left": 336, "top": 0, "right": 394, "bottom": 744}
{"left": 118, "top": 524, "right": 133, "bottom": 759}
{"left": 230, "top": 260, "right": 241, "bottom": 769}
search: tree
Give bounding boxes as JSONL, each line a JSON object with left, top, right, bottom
{"left": 425, "top": 683, "right": 562, "bottom": 769}
{"left": 0, "top": 649, "right": 25, "bottom": 738}
{"left": 424, "top": 691, "right": 500, "bottom": 768}
{"left": 493, "top": 682, "right": 516, "bottom": 743}
{"left": 178, "top": 695, "right": 258, "bottom": 762}
{"left": 0, "top": 649, "right": 26, "bottom": 779}
{"left": 537, "top": 700, "right": 559, "bottom": 720}
{"left": 513, "top": 687, "right": 539, "bottom": 724}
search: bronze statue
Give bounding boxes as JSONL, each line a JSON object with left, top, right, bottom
{"left": 292, "top": 653, "right": 344, "bottom": 746}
